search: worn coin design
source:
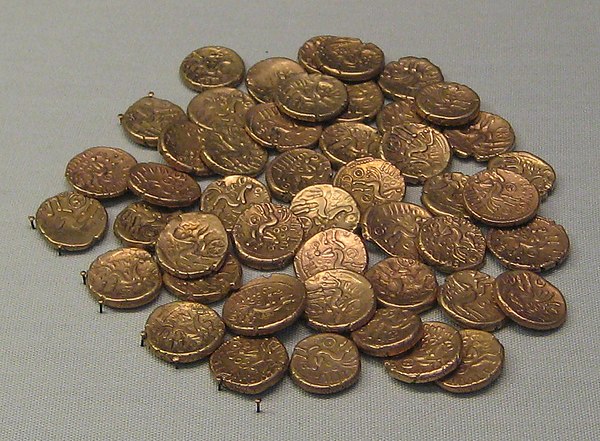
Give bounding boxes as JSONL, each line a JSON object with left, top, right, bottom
{"left": 158, "top": 119, "right": 212, "bottom": 176}
{"left": 114, "top": 201, "right": 180, "bottom": 249}
{"left": 378, "top": 56, "right": 444, "bottom": 100}
{"left": 180, "top": 46, "right": 245, "bottom": 92}
{"left": 376, "top": 98, "right": 424, "bottom": 132}
{"left": 187, "top": 87, "right": 255, "bottom": 130}
{"left": 319, "top": 122, "right": 382, "bottom": 168}
{"left": 316, "top": 36, "right": 384, "bottom": 81}
{"left": 415, "top": 82, "right": 480, "bottom": 127}
{"left": 421, "top": 172, "right": 470, "bottom": 218}
{"left": 245, "top": 57, "right": 306, "bottom": 103}
{"left": 297, "top": 35, "right": 335, "bottom": 73}
{"left": 337, "top": 81, "right": 384, "bottom": 122}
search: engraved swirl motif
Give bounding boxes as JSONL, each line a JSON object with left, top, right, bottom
{"left": 188, "top": 88, "right": 255, "bottom": 130}
{"left": 378, "top": 56, "right": 444, "bottom": 99}
{"left": 114, "top": 201, "right": 179, "bottom": 247}
{"left": 487, "top": 151, "right": 556, "bottom": 198}
{"left": 246, "top": 57, "right": 305, "bottom": 103}
{"left": 180, "top": 47, "right": 243, "bottom": 87}
{"left": 338, "top": 81, "right": 384, "bottom": 122}
{"left": 421, "top": 172, "right": 470, "bottom": 218}
{"left": 122, "top": 96, "right": 185, "bottom": 140}
{"left": 376, "top": 99, "right": 423, "bottom": 132}
{"left": 319, "top": 122, "right": 381, "bottom": 167}
{"left": 128, "top": 163, "right": 200, "bottom": 206}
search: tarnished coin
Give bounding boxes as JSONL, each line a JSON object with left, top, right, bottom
{"left": 384, "top": 322, "right": 462, "bottom": 383}
{"left": 232, "top": 203, "right": 304, "bottom": 270}
{"left": 351, "top": 309, "right": 424, "bottom": 357}
{"left": 86, "top": 247, "right": 161, "bottom": 309}
{"left": 144, "top": 301, "right": 225, "bottom": 363}
{"left": 415, "top": 82, "right": 480, "bottom": 127}
{"left": 209, "top": 336, "right": 289, "bottom": 394}
{"left": 380, "top": 122, "right": 451, "bottom": 184}
{"left": 245, "top": 57, "right": 306, "bottom": 103}
{"left": 316, "top": 36, "right": 384, "bottom": 82}
{"left": 487, "top": 216, "right": 569, "bottom": 272}
{"left": 297, "top": 35, "right": 335, "bottom": 73}
{"left": 155, "top": 212, "right": 228, "bottom": 279}
{"left": 158, "top": 119, "right": 212, "bottom": 176}
{"left": 200, "top": 175, "right": 271, "bottom": 232}
{"left": 35, "top": 191, "right": 107, "bottom": 252}
{"left": 304, "top": 269, "right": 376, "bottom": 333}
{"left": 290, "top": 184, "right": 360, "bottom": 239}
{"left": 436, "top": 329, "right": 504, "bottom": 393}
{"left": 421, "top": 172, "right": 470, "bottom": 218}
{"left": 319, "top": 122, "right": 381, "bottom": 168}
{"left": 337, "top": 81, "right": 384, "bottom": 123}
{"left": 65, "top": 147, "right": 137, "bottom": 199}
{"left": 376, "top": 98, "right": 423, "bottom": 132}
{"left": 222, "top": 274, "right": 306, "bottom": 336}
{"left": 463, "top": 169, "right": 540, "bottom": 227}
{"left": 275, "top": 73, "right": 348, "bottom": 122}
{"left": 290, "top": 333, "right": 360, "bottom": 394}
{"left": 179, "top": 46, "right": 245, "bottom": 92}
{"left": 445, "top": 111, "right": 515, "bottom": 161}
{"left": 127, "top": 162, "right": 201, "bottom": 208}
{"left": 114, "top": 201, "right": 180, "bottom": 249}
{"left": 265, "top": 149, "right": 333, "bottom": 202}
{"left": 378, "top": 56, "right": 444, "bottom": 100}
{"left": 438, "top": 270, "right": 506, "bottom": 331}
{"left": 187, "top": 87, "right": 255, "bottom": 130}
{"left": 294, "top": 228, "right": 368, "bottom": 281}
{"left": 417, "top": 216, "right": 486, "bottom": 273}
{"left": 495, "top": 270, "right": 566, "bottom": 330}
{"left": 365, "top": 257, "right": 438, "bottom": 313}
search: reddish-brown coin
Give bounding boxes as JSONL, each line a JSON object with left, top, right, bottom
{"left": 187, "top": 87, "right": 255, "bottom": 130}
{"left": 297, "top": 35, "right": 335, "bottom": 73}
{"left": 415, "top": 82, "right": 480, "bottom": 127}
{"left": 376, "top": 98, "right": 423, "bottom": 132}
{"left": 245, "top": 57, "right": 306, "bottom": 103}
{"left": 337, "top": 81, "right": 384, "bottom": 123}
{"left": 113, "top": 201, "right": 180, "bottom": 250}
{"left": 316, "top": 36, "right": 384, "bottom": 81}
{"left": 421, "top": 172, "right": 470, "bottom": 219}
{"left": 319, "top": 122, "right": 381, "bottom": 168}
{"left": 158, "top": 119, "right": 212, "bottom": 176}
{"left": 378, "top": 56, "right": 444, "bottom": 100}
{"left": 179, "top": 46, "right": 245, "bottom": 92}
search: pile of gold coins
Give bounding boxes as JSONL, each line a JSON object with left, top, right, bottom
{"left": 31, "top": 35, "right": 569, "bottom": 398}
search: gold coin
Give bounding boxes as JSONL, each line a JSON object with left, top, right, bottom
{"left": 438, "top": 270, "right": 506, "bottom": 331}
{"left": 351, "top": 309, "right": 424, "bottom": 357}
{"left": 487, "top": 216, "right": 569, "bottom": 272}
{"left": 127, "top": 162, "right": 201, "bottom": 208}
{"left": 304, "top": 269, "right": 376, "bottom": 332}
{"left": 265, "top": 148, "right": 332, "bottom": 202}
{"left": 316, "top": 36, "right": 384, "bottom": 82}
{"left": 415, "top": 82, "right": 480, "bottom": 127}
{"left": 35, "top": 191, "right": 107, "bottom": 252}
{"left": 155, "top": 212, "right": 228, "bottom": 279}
{"left": 319, "top": 122, "right": 381, "bottom": 168}
{"left": 290, "top": 333, "right": 360, "bottom": 394}
{"left": 376, "top": 98, "right": 424, "bottom": 132}
{"left": 232, "top": 202, "right": 304, "bottom": 270}
{"left": 384, "top": 322, "right": 462, "bottom": 383}
{"left": 65, "top": 147, "right": 137, "bottom": 199}
{"left": 421, "top": 172, "right": 470, "bottom": 218}
{"left": 245, "top": 57, "right": 306, "bottom": 103}
{"left": 144, "top": 301, "right": 225, "bottom": 363}
{"left": 337, "top": 81, "right": 384, "bottom": 123}
{"left": 297, "top": 35, "right": 335, "bottom": 73}
{"left": 222, "top": 274, "right": 306, "bottom": 336}
{"left": 87, "top": 247, "right": 161, "bottom": 309}
{"left": 436, "top": 329, "right": 504, "bottom": 393}
{"left": 158, "top": 119, "right": 212, "bottom": 176}
{"left": 113, "top": 201, "right": 180, "bottom": 250}
{"left": 187, "top": 87, "right": 255, "bottom": 130}
{"left": 179, "top": 46, "right": 245, "bottom": 92}
{"left": 365, "top": 257, "right": 438, "bottom": 313}
{"left": 209, "top": 336, "right": 289, "bottom": 394}
{"left": 378, "top": 56, "right": 444, "bottom": 100}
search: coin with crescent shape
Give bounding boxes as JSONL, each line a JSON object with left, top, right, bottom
{"left": 245, "top": 57, "right": 306, "bottom": 103}
{"left": 179, "top": 46, "right": 245, "bottom": 92}
{"left": 378, "top": 56, "right": 444, "bottom": 100}
{"left": 297, "top": 35, "right": 335, "bottom": 73}
{"left": 187, "top": 87, "right": 255, "bottom": 130}
{"left": 316, "top": 36, "right": 384, "bottom": 81}
{"left": 158, "top": 119, "right": 212, "bottom": 176}
{"left": 415, "top": 82, "right": 480, "bottom": 127}
{"left": 113, "top": 201, "right": 180, "bottom": 249}
{"left": 337, "top": 81, "right": 384, "bottom": 123}
{"left": 376, "top": 98, "right": 424, "bottom": 132}
{"left": 421, "top": 172, "right": 470, "bottom": 218}
{"left": 319, "top": 122, "right": 382, "bottom": 168}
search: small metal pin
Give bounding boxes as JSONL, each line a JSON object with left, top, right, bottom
{"left": 173, "top": 356, "right": 180, "bottom": 369}
{"left": 80, "top": 270, "right": 87, "bottom": 285}
{"left": 57, "top": 246, "right": 63, "bottom": 256}
{"left": 148, "top": 91, "right": 155, "bottom": 97}
{"left": 28, "top": 216, "right": 36, "bottom": 229}
{"left": 117, "top": 113, "right": 124, "bottom": 123}
{"left": 255, "top": 398, "right": 262, "bottom": 413}
{"left": 140, "top": 331, "right": 146, "bottom": 347}
{"left": 217, "top": 377, "right": 223, "bottom": 391}
{"left": 98, "top": 299, "right": 104, "bottom": 314}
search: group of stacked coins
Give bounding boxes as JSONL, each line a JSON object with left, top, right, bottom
{"left": 32, "top": 35, "right": 569, "bottom": 397}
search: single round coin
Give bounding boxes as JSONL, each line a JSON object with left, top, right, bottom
{"left": 113, "top": 201, "right": 180, "bottom": 249}
{"left": 297, "top": 35, "right": 335, "bottom": 73}
{"left": 158, "top": 119, "right": 212, "bottom": 176}
{"left": 179, "top": 46, "right": 245, "bottom": 92}
{"left": 319, "top": 122, "right": 381, "bottom": 168}
{"left": 316, "top": 36, "right": 384, "bottom": 82}
{"left": 187, "top": 87, "right": 255, "bottom": 130}
{"left": 421, "top": 172, "right": 470, "bottom": 218}
{"left": 378, "top": 56, "right": 444, "bottom": 100}
{"left": 337, "top": 81, "right": 384, "bottom": 122}
{"left": 376, "top": 98, "right": 424, "bottom": 132}
{"left": 245, "top": 57, "right": 306, "bottom": 103}
{"left": 415, "top": 82, "right": 480, "bottom": 127}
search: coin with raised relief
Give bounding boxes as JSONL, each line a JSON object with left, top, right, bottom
{"left": 415, "top": 82, "right": 480, "bottom": 127}
{"left": 114, "top": 201, "right": 180, "bottom": 249}
{"left": 297, "top": 35, "right": 335, "bottom": 73}
{"left": 180, "top": 46, "right": 245, "bottom": 92}
{"left": 378, "top": 56, "right": 444, "bottom": 100}
{"left": 376, "top": 98, "right": 424, "bottom": 132}
{"left": 187, "top": 87, "right": 255, "bottom": 130}
{"left": 316, "top": 36, "right": 384, "bottom": 81}
{"left": 158, "top": 119, "right": 212, "bottom": 176}
{"left": 319, "top": 122, "right": 381, "bottom": 168}
{"left": 337, "top": 81, "right": 384, "bottom": 123}
{"left": 245, "top": 57, "right": 306, "bottom": 103}
{"left": 421, "top": 172, "right": 470, "bottom": 218}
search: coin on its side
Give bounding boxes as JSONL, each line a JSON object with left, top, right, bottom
{"left": 378, "top": 56, "right": 444, "bottom": 100}
{"left": 316, "top": 36, "right": 384, "bottom": 82}
{"left": 158, "top": 119, "right": 212, "bottom": 176}
{"left": 421, "top": 172, "right": 470, "bottom": 219}
{"left": 187, "top": 87, "right": 255, "bottom": 130}
{"left": 114, "top": 201, "right": 180, "bottom": 250}
{"left": 180, "top": 46, "right": 245, "bottom": 92}
{"left": 415, "top": 82, "right": 480, "bottom": 127}
{"left": 319, "top": 122, "right": 381, "bottom": 168}
{"left": 245, "top": 57, "right": 305, "bottom": 103}
{"left": 337, "top": 81, "right": 384, "bottom": 123}
{"left": 376, "top": 98, "right": 424, "bottom": 132}
{"left": 297, "top": 35, "right": 335, "bottom": 73}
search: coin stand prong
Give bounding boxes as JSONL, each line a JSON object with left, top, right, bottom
{"left": 255, "top": 398, "right": 262, "bottom": 413}
{"left": 140, "top": 331, "right": 146, "bottom": 347}
{"left": 173, "top": 356, "right": 180, "bottom": 369}
{"left": 117, "top": 113, "right": 124, "bottom": 123}
{"left": 57, "top": 246, "right": 63, "bottom": 256}
{"left": 98, "top": 299, "right": 104, "bottom": 314}
{"left": 217, "top": 377, "right": 223, "bottom": 391}
{"left": 80, "top": 270, "right": 87, "bottom": 285}
{"left": 147, "top": 91, "right": 154, "bottom": 97}
{"left": 28, "top": 215, "right": 36, "bottom": 229}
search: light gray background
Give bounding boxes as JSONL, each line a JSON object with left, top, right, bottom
{"left": 1, "top": 1, "right": 599, "bottom": 440}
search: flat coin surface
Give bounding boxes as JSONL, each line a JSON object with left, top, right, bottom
{"left": 158, "top": 119, "right": 212, "bottom": 176}
{"left": 384, "top": 321, "right": 462, "bottom": 383}
{"left": 319, "top": 122, "right": 381, "bottom": 168}
{"left": 376, "top": 98, "right": 423, "bottom": 132}
{"left": 297, "top": 35, "right": 335, "bottom": 73}
{"left": 378, "top": 56, "right": 444, "bottom": 100}
{"left": 365, "top": 257, "right": 438, "bottom": 312}
{"left": 304, "top": 269, "right": 376, "bottom": 332}
{"left": 127, "top": 162, "right": 201, "bottom": 208}
{"left": 222, "top": 274, "right": 306, "bottom": 336}
{"left": 65, "top": 147, "right": 137, "bottom": 198}
{"left": 113, "top": 201, "right": 180, "bottom": 249}
{"left": 290, "top": 333, "right": 360, "bottom": 394}
{"left": 179, "top": 46, "right": 245, "bottom": 92}
{"left": 494, "top": 270, "right": 567, "bottom": 330}
{"left": 316, "top": 36, "right": 384, "bottom": 81}
{"left": 87, "top": 247, "right": 161, "bottom": 309}
{"left": 337, "top": 81, "right": 384, "bottom": 122}
{"left": 144, "top": 301, "right": 225, "bottom": 363}
{"left": 245, "top": 57, "right": 306, "bottom": 103}
{"left": 209, "top": 336, "right": 289, "bottom": 394}
{"left": 187, "top": 87, "right": 254, "bottom": 130}
{"left": 421, "top": 172, "right": 470, "bottom": 218}
{"left": 35, "top": 191, "right": 107, "bottom": 251}
{"left": 463, "top": 169, "right": 540, "bottom": 227}
{"left": 351, "top": 309, "right": 424, "bottom": 357}
{"left": 415, "top": 82, "right": 480, "bottom": 127}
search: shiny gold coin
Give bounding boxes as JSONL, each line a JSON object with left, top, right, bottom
{"left": 421, "top": 172, "right": 470, "bottom": 218}
{"left": 35, "top": 191, "right": 107, "bottom": 252}
{"left": 179, "top": 46, "right": 245, "bottom": 92}
{"left": 438, "top": 270, "right": 506, "bottom": 331}
{"left": 155, "top": 212, "right": 228, "bottom": 279}
{"left": 297, "top": 35, "right": 335, "bottom": 73}
{"left": 415, "top": 82, "right": 480, "bottom": 127}
{"left": 232, "top": 203, "right": 304, "bottom": 270}
{"left": 187, "top": 87, "right": 255, "bottom": 130}
{"left": 290, "top": 333, "right": 360, "bottom": 394}
{"left": 436, "top": 329, "right": 504, "bottom": 393}
{"left": 304, "top": 269, "right": 376, "bottom": 333}
{"left": 86, "top": 247, "right": 161, "bottom": 309}
{"left": 127, "top": 162, "right": 201, "bottom": 208}
{"left": 351, "top": 309, "right": 424, "bottom": 357}
{"left": 316, "top": 36, "right": 384, "bottom": 81}
{"left": 222, "top": 274, "right": 306, "bottom": 336}
{"left": 158, "top": 119, "right": 212, "bottom": 176}
{"left": 384, "top": 321, "right": 462, "bottom": 383}
{"left": 319, "top": 122, "right": 381, "bottom": 168}
{"left": 144, "top": 301, "right": 225, "bottom": 363}
{"left": 376, "top": 98, "right": 424, "bottom": 132}
{"left": 365, "top": 257, "right": 438, "bottom": 313}
{"left": 245, "top": 57, "right": 306, "bottom": 103}
{"left": 65, "top": 147, "right": 137, "bottom": 199}
{"left": 378, "top": 56, "right": 444, "bottom": 100}
{"left": 463, "top": 169, "right": 540, "bottom": 227}
{"left": 337, "top": 81, "right": 384, "bottom": 123}
{"left": 113, "top": 201, "right": 180, "bottom": 250}
{"left": 209, "top": 336, "right": 289, "bottom": 394}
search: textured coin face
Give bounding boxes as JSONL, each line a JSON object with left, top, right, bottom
{"left": 209, "top": 336, "right": 289, "bottom": 394}
{"left": 35, "top": 191, "right": 107, "bottom": 251}
{"left": 319, "top": 122, "right": 382, "bottom": 168}
{"left": 365, "top": 257, "right": 438, "bottom": 312}
{"left": 337, "top": 81, "right": 384, "bottom": 122}
{"left": 297, "top": 35, "right": 335, "bottom": 73}
{"left": 158, "top": 119, "right": 212, "bottom": 176}
{"left": 127, "top": 162, "right": 201, "bottom": 208}
{"left": 114, "top": 201, "right": 180, "bottom": 249}
{"left": 378, "top": 56, "right": 444, "bottom": 100}
{"left": 87, "top": 247, "right": 161, "bottom": 309}
{"left": 415, "top": 82, "right": 480, "bottom": 127}
{"left": 316, "top": 36, "right": 384, "bottom": 81}
{"left": 304, "top": 269, "right": 376, "bottom": 332}
{"left": 245, "top": 57, "right": 306, "bottom": 103}
{"left": 187, "top": 87, "right": 255, "bottom": 130}
{"left": 179, "top": 46, "right": 245, "bottom": 92}
{"left": 384, "top": 322, "right": 462, "bottom": 383}
{"left": 494, "top": 270, "right": 567, "bottom": 330}
{"left": 222, "top": 274, "right": 306, "bottom": 336}
{"left": 421, "top": 172, "right": 470, "bottom": 218}
{"left": 155, "top": 212, "right": 228, "bottom": 279}
{"left": 463, "top": 169, "right": 540, "bottom": 227}
{"left": 376, "top": 98, "right": 423, "bottom": 132}
{"left": 145, "top": 301, "right": 225, "bottom": 363}
{"left": 438, "top": 270, "right": 506, "bottom": 331}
